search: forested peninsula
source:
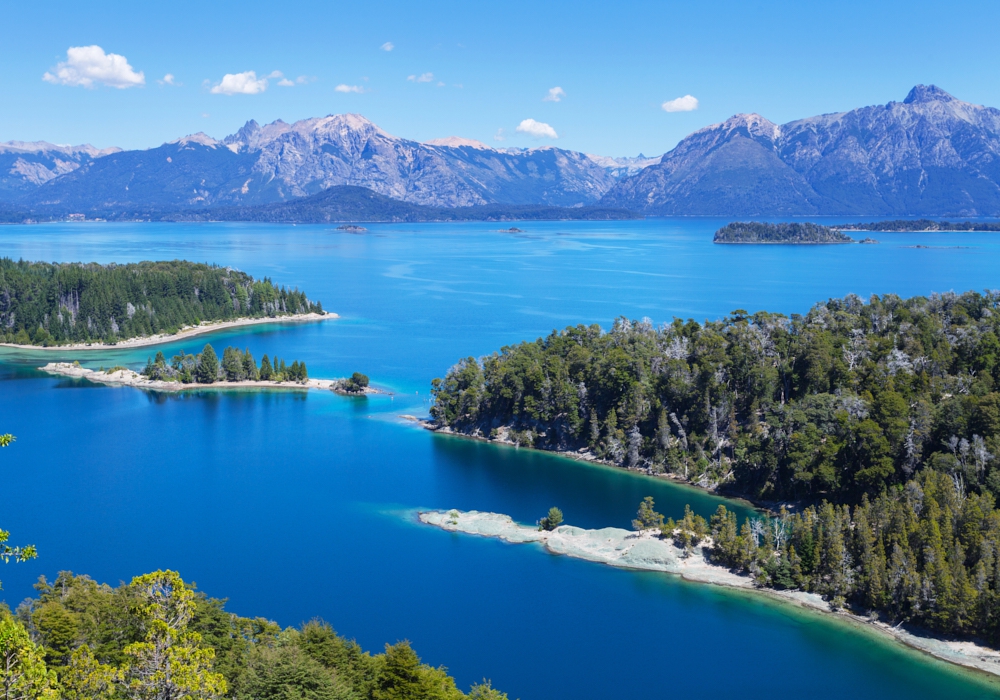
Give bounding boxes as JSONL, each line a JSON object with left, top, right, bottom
{"left": 838, "top": 219, "right": 1000, "bottom": 232}
{"left": 429, "top": 291, "right": 1000, "bottom": 646}
{"left": 0, "top": 259, "right": 324, "bottom": 346}
{"left": 0, "top": 569, "right": 508, "bottom": 700}
{"left": 713, "top": 222, "right": 855, "bottom": 244}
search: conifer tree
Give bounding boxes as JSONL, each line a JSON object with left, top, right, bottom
{"left": 196, "top": 344, "right": 219, "bottom": 384}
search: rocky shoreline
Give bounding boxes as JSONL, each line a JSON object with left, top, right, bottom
{"left": 2, "top": 312, "right": 337, "bottom": 351}
{"left": 420, "top": 509, "right": 1000, "bottom": 681}
{"left": 40, "top": 362, "right": 387, "bottom": 396}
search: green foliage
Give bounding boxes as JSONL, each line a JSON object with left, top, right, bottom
{"left": 431, "top": 293, "right": 1000, "bottom": 503}
{"left": 0, "top": 435, "right": 13, "bottom": 447}
{"left": 0, "top": 259, "right": 322, "bottom": 346}
{"left": 144, "top": 346, "right": 309, "bottom": 384}
{"left": 632, "top": 497, "right": 664, "bottom": 531}
{"left": 341, "top": 372, "right": 370, "bottom": 394}
{"left": 375, "top": 642, "right": 464, "bottom": 700}
{"left": 0, "top": 615, "right": 58, "bottom": 700}
{"left": 538, "top": 507, "right": 564, "bottom": 531}
{"left": 703, "top": 468, "right": 1000, "bottom": 643}
{"left": 196, "top": 344, "right": 219, "bottom": 384}
{"left": 18, "top": 571, "right": 504, "bottom": 700}
{"left": 714, "top": 222, "right": 854, "bottom": 244}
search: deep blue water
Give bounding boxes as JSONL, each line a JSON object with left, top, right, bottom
{"left": 2, "top": 219, "right": 1000, "bottom": 698}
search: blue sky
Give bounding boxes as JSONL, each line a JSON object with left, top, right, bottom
{"left": 3, "top": 0, "right": 999, "bottom": 156}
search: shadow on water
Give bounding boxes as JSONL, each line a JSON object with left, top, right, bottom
{"left": 428, "top": 430, "right": 757, "bottom": 528}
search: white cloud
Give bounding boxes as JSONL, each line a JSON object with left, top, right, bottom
{"left": 494, "top": 128, "right": 506, "bottom": 142}
{"left": 436, "top": 81, "right": 445, "bottom": 87}
{"left": 268, "top": 70, "right": 284, "bottom": 79}
{"left": 158, "top": 73, "right": 178, "bottom": 86}
{"left": 296, "top": 75, "right": 314, "bottom": 84}
{"left": 335, "top": 84, "right": 365, "bottom": 93}
{"left": 43, "top": 45, "right": 145, "bottom": 89}
{"left": 407, "top": 72, "right": 434, "bottom": 83}
{"left": 516, "top": 118, "right": 558, "bottom": 139}
{"left": 543, "top": 86, "right": 565, "bottom": 102}
{"left": 381, "top": 42, "right": 394, "bottom": 51}
{"left": 661, "top": 94, "right": 699, "bottom": 112}
{"left": 278, "top": 78, "right": 295, "bottom": 87}
{"left": 211, "top": 71, "right": 268, "bottom": 95}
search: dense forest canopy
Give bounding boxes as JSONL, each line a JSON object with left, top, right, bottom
{"left": 430, "top": 290, "right": 1000, "bottom": 643}
{"left": 0, "top": 569, "right": 507, "bottom": 700}
{"left": 0, "top": 259, "right": 322, "bottom": 346}
{"left": 713, "top": 222, "right": 854, "bottom": 244}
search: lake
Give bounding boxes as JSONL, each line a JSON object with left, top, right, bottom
{"left": 2, "top": 219, "right": 1000, "bottom": 698}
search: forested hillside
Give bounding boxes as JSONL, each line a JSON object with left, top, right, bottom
{"left": 431, "top": 291, "right": 1000, "bottom": 500}
{"left": 430, "top": 291, "right": 1000, "bottom": 641}
{"left": 0, "top": 259, "right": 322, "bottom": 346}
{"left": 5, "top": 569, "right": 507, "bottom": 700}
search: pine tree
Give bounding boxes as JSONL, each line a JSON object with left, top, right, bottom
{"left": 196, "top": 344, "right": 219, "bottom": 384}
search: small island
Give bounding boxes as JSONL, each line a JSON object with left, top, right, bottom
{"left": 498, "top": 227, "right": 524, "bottom": 233}
{"left": 0, "top": 259, "right": 329, "bottom": 348}
{"left": 41, "top": 344, "right": 383, "bottom": 395}
{"left": 713, "top": 222, "right": 854, "bottom": 244}
{"left": 335, "top": 224, "right": 368, "bottom": 232}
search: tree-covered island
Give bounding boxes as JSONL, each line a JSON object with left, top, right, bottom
{"left": 41, "top": 348, "right": 384, "bottom": 397}
{"left": 429, "top": 290, "right": 1000, "bottom": 645}
{"left": 0, "top": 259, "right": 324, "bottom": 346}
{"left": 713, "top": 222, "right": 856, "bottom": 244}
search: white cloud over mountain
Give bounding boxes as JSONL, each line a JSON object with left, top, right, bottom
{"left": 661, "top": 95, "right": 698, "bottom": 112}
{"left": 211, "top": 71, "right": 268, "bottom": 95}
{"left": 43, "top": 46, "right": 145, "bottom": 89}
{"left": 543, "top": 87, "right": 565, "bottom": 102}
{"left": 516, "top": 118, "right": 558, "bottom": 139}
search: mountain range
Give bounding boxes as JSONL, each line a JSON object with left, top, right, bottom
{"left": 601, "top": 85, "right": 1000, "bottom": 216}
{"left": 5, "top": 85, "right": 1000, "bottom": 218}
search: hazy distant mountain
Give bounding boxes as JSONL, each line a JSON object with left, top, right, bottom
{"left": 14, "top": 114, "right": 653, "bottom": 214}
{"left": 601, "top": 85, "right": 1000, "bottom": 216}
{"left": 0, "top": 141, "right": 119, "bottom": 201}
{"left": 166, "top": 185, "right": 640, "bottom": 223}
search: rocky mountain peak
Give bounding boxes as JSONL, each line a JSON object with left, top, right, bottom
{"left": 169, "top": 133, "right": 220, "bottom": 148}
{"left": 904, "top": 84, "right": 957, "bottom": 105}
{"left": 721, "top": 113, "right": 781, "bottom": 139}
{"left": 425, "top": 136, "right": 492, "bottom": 150}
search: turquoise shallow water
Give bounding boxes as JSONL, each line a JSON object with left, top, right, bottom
{"left": 2, "top": 219, "right": 1000, "bottom": 698}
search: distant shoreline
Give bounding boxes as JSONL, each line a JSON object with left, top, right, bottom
{"left": 712, "top": 241, "right": 854, "bottom": 245}
{"left": 421, "top": 510, "right": 1000, "bottom": 683}
{"left": 39, "top": 362, "right": 385, "bottom": 396}
{"left": 0, "top": 312, "right": 337, "bottom": 352}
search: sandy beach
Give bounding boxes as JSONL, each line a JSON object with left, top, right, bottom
{"left": 420, "top": 509, "right": 1000, "bottom": 681}
{"left": 1, "top": 312, "right": 337, "bottom": 352}
{"left": 39, "top": 362, "right": 385, "bottom": 396}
